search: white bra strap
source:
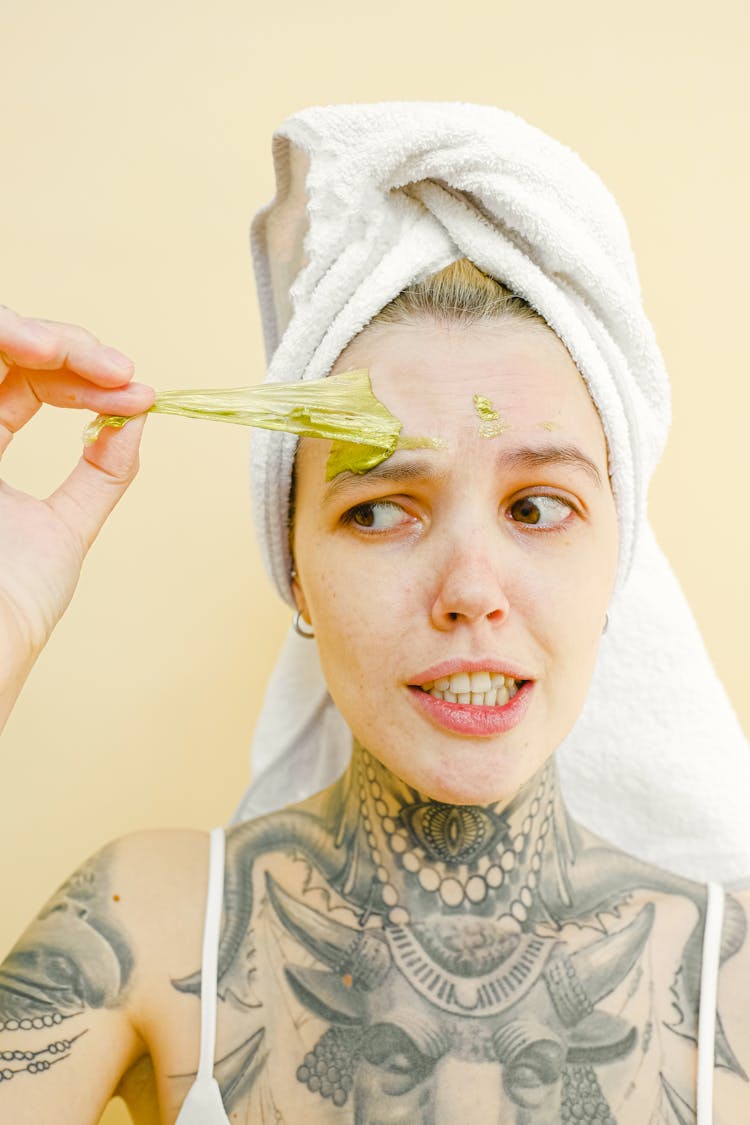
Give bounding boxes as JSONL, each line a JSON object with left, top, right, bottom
{"left": 196, "top": 827, "right": 226, "bottom": 1082}
{"left": 696, "top": 881, "right": 724, "bottom": 1124}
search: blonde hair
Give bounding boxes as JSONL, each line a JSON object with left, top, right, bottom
{"left": 367, "top": 257, "right": 547, "bottom": 331}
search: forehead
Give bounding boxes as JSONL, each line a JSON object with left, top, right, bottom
{"left": 331, "top": 320, "right": 605, "bottom": 453}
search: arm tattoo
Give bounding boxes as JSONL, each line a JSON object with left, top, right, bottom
{"left": 0, "top": 849, "right": 133, "bottom": 1086}
{"left": 0, "top": 1029, "right": 87, "bottom": 1086}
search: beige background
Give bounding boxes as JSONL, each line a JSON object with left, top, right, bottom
{"left": 1, "top": 1, "right": 748, "bottom": 1121}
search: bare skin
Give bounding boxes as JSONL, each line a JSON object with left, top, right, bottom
{"left": 0, "top": 305, "right": 154, "bottom": 733}
{"left": 1, "top": 312, "right": 749, "bottom": 1123}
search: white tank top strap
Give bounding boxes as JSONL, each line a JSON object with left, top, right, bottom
{"left": 696, "top": 880, "right": 724, "bottom": 1125}
{"left": 174, "top": 827, "right": 231, "bottom": 1125}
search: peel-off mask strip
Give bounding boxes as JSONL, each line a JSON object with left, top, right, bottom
{"left": 83, "top": 369, "right": 438, "bottom": 478}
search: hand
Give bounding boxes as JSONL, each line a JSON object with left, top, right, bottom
{"left": 0, "top": 306, "right": 155, "bottom": 728}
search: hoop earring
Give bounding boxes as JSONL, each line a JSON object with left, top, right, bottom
{"left": 293, "top": 609, "right": 315, "bottom": 639}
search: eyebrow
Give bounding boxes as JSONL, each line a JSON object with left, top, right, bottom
{"left": 322, "top": 456, "right": 445, "bottom": 502}
{"left": 321, "top": 441, "right": 603, "bottom": 502}
{"left": 495, "top": 444, "right": 603, "bottom": 487}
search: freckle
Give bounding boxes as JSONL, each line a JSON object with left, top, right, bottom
{"left": 112, "top": 894, "right": 120, "bottom": 903}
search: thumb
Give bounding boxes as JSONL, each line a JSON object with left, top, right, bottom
{"left": 47, "top": 414, "right": 148, "bottom": 553}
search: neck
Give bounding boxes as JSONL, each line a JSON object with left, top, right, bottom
{"left": 326, "top": 743, "right": 570, "bottom": 929}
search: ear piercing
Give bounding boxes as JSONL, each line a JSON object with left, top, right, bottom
{"left": 293, "top": 610, "right": 315, "bottom": 639}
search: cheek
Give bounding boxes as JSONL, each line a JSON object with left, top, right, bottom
{"left": 301, "top": 547, "right": 421, "bottom": 741}
{"left": 321, "top": 571, "right": 407, "bottom": 654}
{"left": 304, "top": 557, "right": 386, "bottom": 680}
{"left": 516, "top": 527, "right": 616, "bottom": 663}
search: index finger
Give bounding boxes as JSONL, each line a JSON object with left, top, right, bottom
{"left": 0, "top": 368, "right": 155, "bottom": 458}
{"left": 0, "top": 307, "right": 135, "bottom": 388}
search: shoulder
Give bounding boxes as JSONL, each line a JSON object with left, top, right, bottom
{"left": 0, "top": 828, "right": 214, "bottom": 1122}
{"left": 5, "top": 827, "right": 212, "bottom": 952}
{"left": 6, "top": 827, "right": 216, "bottom": 1011}
{"left": 101, "top": 826, "right": 212, "bottom": 896}
{"left": 94, "top": 827, "right": 214, "bottom": 973}
{"left": 63, "top": 827, "right": 213, "bottom": 926}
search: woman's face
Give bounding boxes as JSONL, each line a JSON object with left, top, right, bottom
{"left": 292, "top": 319, "right": 618, "bottom": 806}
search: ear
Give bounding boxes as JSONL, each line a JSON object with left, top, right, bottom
{"left": 290, "top": 568, "right": 312, "bottom": 625}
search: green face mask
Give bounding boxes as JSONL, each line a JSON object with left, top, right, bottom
{"left": 473, "top": 393, "right": 507, "bottom": 439}
{"left": 84, "top": 368, "right": 438, "bottom": 478}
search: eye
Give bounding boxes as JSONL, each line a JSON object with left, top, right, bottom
{"left": 341, "top": 500, "right": 409, "bottom": 532}
{"left": 503, "top": 1040, "right": 565, "bottom": 1109}
{"left": 508, "top": 495, "right": 572, "bottom": 528}
{"left": 509, "top": 1064, "right": 545, "bottom": 1089}
{"left": 360, "top": 1023, "right": 436, "bottom": 1095}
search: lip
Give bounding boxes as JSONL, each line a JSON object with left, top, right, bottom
{"left": 408, "top": 680, "right": 534, "bottom": 737}
{"left": 408, "top": 658, "right": 534, "bottom": 687}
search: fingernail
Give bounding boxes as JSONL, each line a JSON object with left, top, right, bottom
{"left": 120, "top": 381, "right": 151, "bottom": 399}
{"left": 102, "top": 346, "right": 134, "bottom": 372}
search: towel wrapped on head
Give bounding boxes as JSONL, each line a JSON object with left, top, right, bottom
{"left": 234, "top": 102, "right": 750, "bottom": 884}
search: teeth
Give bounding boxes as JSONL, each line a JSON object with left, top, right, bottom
{"left": 446, "top": 671, "right": 519, "bottom": 695}
{"left": 424, "top": 670, "right": 524, "bottom": 707}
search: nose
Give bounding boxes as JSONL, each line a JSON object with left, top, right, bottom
{"left": 430, "top": 530, "right": 511, "bottom": 631}
{"left": 432, "top": 1058, "right": 504, "bottom": 1121}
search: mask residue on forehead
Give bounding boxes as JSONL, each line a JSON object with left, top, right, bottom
{"left": 82, "top": 367, "right": 438, "bottom": 480}
{"left": 326, "top": 434, "right": 443, "bottom": 480}
{"left": 473, "top": 394, "right": 508, "bottom": 439}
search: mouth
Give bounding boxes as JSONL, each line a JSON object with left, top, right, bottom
{"left": 413, "top": 670, "right": 525, "bottom": 708}
{"left": 406, "top": 666, "right": 534, "bottom": 736}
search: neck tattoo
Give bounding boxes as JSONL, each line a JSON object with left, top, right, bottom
{"left": 356, "top": 750, "right": 555, "bottom": 926}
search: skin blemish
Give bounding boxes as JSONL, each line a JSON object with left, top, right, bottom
{"left": 112, "top": 895, "right": 120, "bottom": 903}
{"left": 472, "top": 393, "right": 508, "bottom": 439}
{"left": 538, "top": 420, "right": 561, "bottom": 432}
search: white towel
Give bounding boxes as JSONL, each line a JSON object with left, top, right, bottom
{"left": 233, "top": 102, "right": 750, "bottom": 883}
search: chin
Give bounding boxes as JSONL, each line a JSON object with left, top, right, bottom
{"left": 388, "top": 738, "right": 550, "bottom": 808}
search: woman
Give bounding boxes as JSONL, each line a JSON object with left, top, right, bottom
{"left": 1, "top": 103, "right": 749, "bottom": 1123}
